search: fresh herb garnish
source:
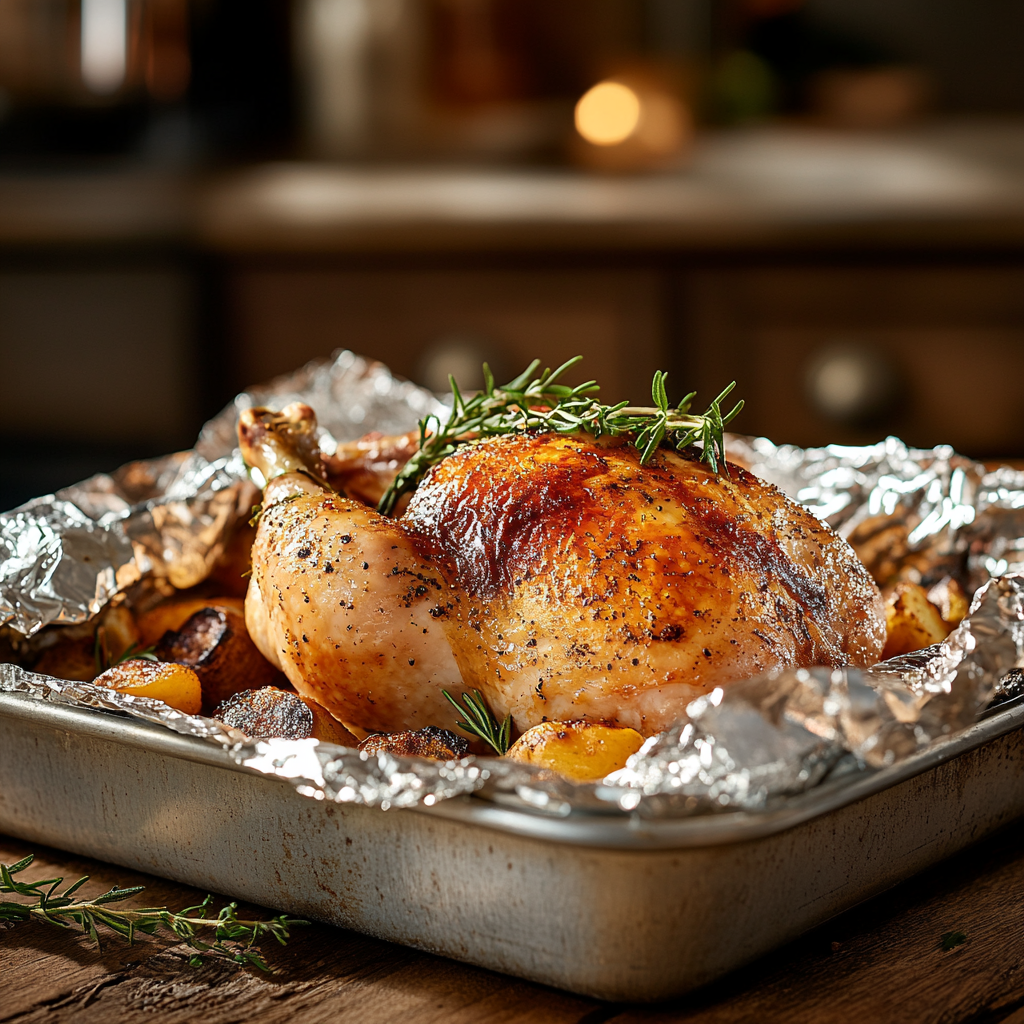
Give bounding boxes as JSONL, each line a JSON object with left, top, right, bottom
{"left": 93, "top": 630, "right": 158, "bottom": 675}
{"left": 378, "top": 357, "right": 743, "bottom": 514}
{"left": 941, "top": 930, "right": 967, "bottom": 951}
{"left": 443, "top": 689, "right": 512, "bottom": 756}
{"left": 0, "top": 853, "right": 305, "bottom": 971}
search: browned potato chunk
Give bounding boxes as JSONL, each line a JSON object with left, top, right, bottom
{"left": 213, "top": 687, "right": 357, "bottom": 744}
{"left": 136, "top": 597, "right": 245, "bottom": 647}
{"left": 304, "top": 697, "right": 360, "bottom": 744}
{"left": 95, "top": 660, "right": 202, "bottom": 715}
{"left": 358, "top": 726, "right": 469, "bottom": 761}
{"left": 507, "top": 721, "right": 645, "bottom": 781}
{"left": 155, "top": 606, "right": 277, "bottom": 713}
{"left": 927, "top": 576, "right": 970, "bottom": 629}
{"left": 882, "top": 582, "right": 951, "bottom": 659}
{"left": 32, "top": 637, "right": 99, "bottom": 682}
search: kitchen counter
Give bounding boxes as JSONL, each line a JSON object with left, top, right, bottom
{"left": 198, "top": 122, "right": 1024, "bottom": 256}
{"left": 3, "top": 121, "right": 1024, "bottom": 255}
{"left": 3, "top": 120, "right": 1024, "bottom": 501}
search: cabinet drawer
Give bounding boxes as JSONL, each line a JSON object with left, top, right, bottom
{"left": 228, "top": 267, "right": 664, "bottom": 406}
{"left": 685, "top": 267, "right": 1024, "bottom": 457}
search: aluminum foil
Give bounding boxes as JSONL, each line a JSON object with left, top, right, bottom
{"left": 0, "top": 350, "right": 445, "bottom": 637}
{"left": 3, "top": 350, "right": 1024, "bottom": 820}
{"left": 607, "top": 574, "right": 1024, "bottom": 815}
{"left": 727, "top": 434, "right": 1024, "bottom": 591}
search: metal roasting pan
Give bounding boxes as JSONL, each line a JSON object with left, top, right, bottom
{"left": 3, "top": 691, "right": 1024, "bottom": 1002}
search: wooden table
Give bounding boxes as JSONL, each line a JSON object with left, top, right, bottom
{"left": 3, "top": 823, "right": 1024, "bottom": 1024}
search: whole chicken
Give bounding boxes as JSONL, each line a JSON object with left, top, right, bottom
{"left": 240, "top": 404, "right": 885, "bottom": 737}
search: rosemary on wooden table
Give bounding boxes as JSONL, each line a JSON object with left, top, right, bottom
{"left": 377, "top": 357, "right": 744, "bottom": 515}
{"left": 0, "top": 854, "right": 305, "bottom": 971}
{"left": 443, "top": 689, "right": 512, "bottom": 756}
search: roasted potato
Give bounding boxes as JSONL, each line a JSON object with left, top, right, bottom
{"left": 33, "top": 604, "right": 140, "bottom": 682}
{"left": 358, "top": 726, "right": 469, "bottom": 761}
{"left": 927, "top": 576, "right": 970, "bottom": 630}
{"left": 136, "top": 596, "right": 245, "bottom": 647}
{"left": 882, "top": 582, "right": 951, "bottom": 660}
{"left": 155, "top": 606, "right": 277, "bottom": 713}
{"left": 213, "top": 687, "right": 357, "bottom": 744}
{"left": 507, "top": 721, "right": 645, "bottom": 781}
{"left": 95, "top": 659, "right": 202, "bottom": 715}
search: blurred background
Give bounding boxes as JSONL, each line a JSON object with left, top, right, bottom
{"left": 1, "top": 0, "right": 1024, "bottom": 508}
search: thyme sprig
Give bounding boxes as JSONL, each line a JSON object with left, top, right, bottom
{"left": 0, "top": 854, "right": 305, "bottom": 971}
{"left": 443, "top": 689, "right": 512, "bottom": 755}
{"left": 377, "top": 357, "right": 743, "bottom": 514}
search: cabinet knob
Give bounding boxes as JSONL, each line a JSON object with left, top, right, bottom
{"left": 803, "top": 340, "right": 900, "bottom": 425}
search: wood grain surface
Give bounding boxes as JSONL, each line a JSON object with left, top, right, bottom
{"left": 3, "top": 821, "right": 1024, "bottom": 1024}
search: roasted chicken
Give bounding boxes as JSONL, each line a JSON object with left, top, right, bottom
{"left": 240, "top": 404, "right": 885, "bottom": 737}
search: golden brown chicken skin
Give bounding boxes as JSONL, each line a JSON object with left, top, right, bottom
{"left": 242, "top": 408, "right": 884, "bottom": 737}
{"left": 400, "top": 433, "right": 884, "bottom": 734}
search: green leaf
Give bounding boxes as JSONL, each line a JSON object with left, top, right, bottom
{"left": 443, "top": 689, "right": 512, "bottom": 755}
{"left": 375, "top": 356, "right": 743, "bottom": 514}
{"left": 5, "top": 855, "right": 33, "bottom": 876}
{"left": 676, "top": 390, "right": 696, "bottom": 414}
{"left": 643, "top": 421, "right": 667, "bottom": 464}
{"left": 651, "top": 371, "right": 669, "bottom": 413}
{"left": 503, "top": 359, "right": 542, "bottom": 393}
{"left": 0, "top": 901, "right": 31, "bottom": 922}
{"left": 722, "top": 398, "right": 745, "bottom": 425}
{"left": 942, "top": 930, "right": 967, "bottom": 951}
{"left": 60, "top": 875, "right": 90, "bottom": 899}
{"left": 93, "top": 885, "right": 146, "bottom": 905}
{"left": 544, "top": 356, "right": 584, "bottom": 389}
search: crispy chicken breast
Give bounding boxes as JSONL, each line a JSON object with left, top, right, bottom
{"left": 242, "top": 406, "right": 885, "bottom": 737}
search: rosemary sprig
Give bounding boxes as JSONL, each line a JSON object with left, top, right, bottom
{"left": 0, "top": 854, "right": 304, "bottom": 971}
{"left": 114, "top": 642, "right": 158, "bottom": 666}
{"left": 93, "top": 630, "right": 158, "bottom": 675}
{"left": 377, "top": 358, "right": 743, "bottom": 514}
{"left": 443, "top": 689, "right": 512, "bottom": 755}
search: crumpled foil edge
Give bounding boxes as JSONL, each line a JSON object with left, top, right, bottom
{"left": 3, "top": 571, "right": 1023, "bottom": 819}
{"left": 4, "top": 348, "right": 1024, "bottom": 819}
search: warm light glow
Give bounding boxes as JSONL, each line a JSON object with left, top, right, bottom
{"left": 575, "top": 81, "right": 642, "bottom": 146}
{"left": 81, "top": 0, "right": 127, "bottom": 95}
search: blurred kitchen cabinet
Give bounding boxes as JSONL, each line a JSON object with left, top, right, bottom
{"left": 225, "top": 260, "right": 1024, "bottom": 458}
{"left": 0, "top": 266, "right": 197, "bottom": 450}
{"left": 681, "top": 266, "right": 1024, "bottom": 457}
{"left": 226, "top": 265, "right": 665, "bottom": 404}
